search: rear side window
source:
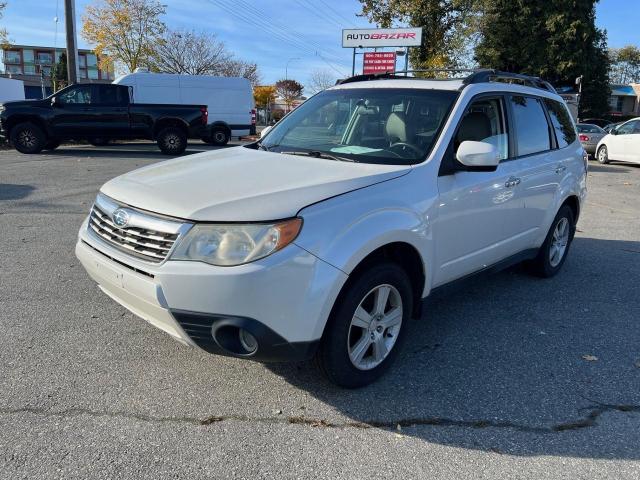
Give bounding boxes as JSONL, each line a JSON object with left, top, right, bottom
{"left": 545, "top": 99, "right": 576, "bottom": 148}
{"left": 510, "top": 96, "right": 551, "bottom": 156}
{"left": 97, "top": 85, "right": 128, "bottom": 106}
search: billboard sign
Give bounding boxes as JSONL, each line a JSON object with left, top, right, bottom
{"left": 342, "top": 28, "right": 422, "bottom": 48}
{"left": 363, "top": 52, "right": 396, "bottom": 75}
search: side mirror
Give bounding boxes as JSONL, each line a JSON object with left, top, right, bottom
{"left": 51, "top": 97, "right": 62, "bottom": 108}
{"left": 260, "top": 125, "right": 272, "bottom": 138}
{"left": 456, "top": 141, "right": 500, "bottom": 171}
{"left": 610, "top": 128, "right": 618, "bottom": 135}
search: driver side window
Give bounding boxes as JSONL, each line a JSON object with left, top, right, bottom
{"left": 455, "top": 97, "right": 508, "bottom": 161}
{"left": 58, "top": 85, "right": 93, "bottom": 105}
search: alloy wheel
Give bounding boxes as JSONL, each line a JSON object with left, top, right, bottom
{"left": 347, "top": 284, "right": 403, "bottom": 370}
{"left": 549, "top": 217, "right": 570, "bottom": 267}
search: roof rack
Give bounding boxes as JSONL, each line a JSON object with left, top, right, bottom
{"left": 337, "top": 68, "right": 557, "bottom": 94}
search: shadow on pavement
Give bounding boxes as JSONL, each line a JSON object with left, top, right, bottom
{"left": 0, "top": 184, "right": 35, "bottom": 200}
{"left": 267, "top": 237, "right": 640, "bottom": 459}
{"left": 39, "top": 142, "right": 237, "bottom": 160}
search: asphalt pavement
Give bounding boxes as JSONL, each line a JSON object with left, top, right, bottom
{"left": 1, "top": 142, "right": 639, "bottom": 479}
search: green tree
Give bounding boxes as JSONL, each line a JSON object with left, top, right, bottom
{"left": 358, "top": 0, "right": 477, "bottom": 70}
{"left": 476, "top": 0, "right": 611, "bottom": 117}
{"left": 51, "top": 52, "right": 69, "bottom": 92}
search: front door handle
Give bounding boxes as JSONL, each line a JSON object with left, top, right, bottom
{"left": 505, "top": 177, "right": 521, "bottom": 188}
{"left": 555, "top": 165, "right": 567, "bottom": 174}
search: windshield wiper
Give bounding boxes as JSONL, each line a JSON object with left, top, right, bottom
{"left": 280, "top": 150, "right": 357, "bottom": 162}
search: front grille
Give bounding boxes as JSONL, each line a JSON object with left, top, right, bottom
{"left": 88, "top": 204, "right": 180, "bottom": 262}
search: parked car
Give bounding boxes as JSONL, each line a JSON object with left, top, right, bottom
{"left": 76, "top": 71, "right": 587, "bottom": 387}
{"left": 596, "top": 117, "right": 640, "bottom": 164}
{"left": 580, "top": 117, "right": 609, "bottom": 128}
{"left": 0, "top": 83, "right": 207, "bottom": 155}
{"left": 576, "top": 123, "right": 606, "bottom": 155}
{"left": 114, "top": 71, "right": 255, "bottom": 145}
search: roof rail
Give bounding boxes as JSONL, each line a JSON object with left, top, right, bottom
{"left": 336, "top": 68, "right": 557, "bottom": 94}
{"left": 463, "top": 69, "right": 557, "bottom": 93}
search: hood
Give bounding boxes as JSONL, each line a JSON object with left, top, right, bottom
{"left": 101, "top": 147, "right": 411, "bottom": 221}
{"left": 0, "top": 99, "right": 49, "bottom": 108}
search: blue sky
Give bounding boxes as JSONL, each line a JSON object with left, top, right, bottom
{"left": 1, "top": 0, "right": 637, "bottom": 89}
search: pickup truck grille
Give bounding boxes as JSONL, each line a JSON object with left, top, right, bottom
{"left": 88, "top": 201, "right": 182, "bottom": 263}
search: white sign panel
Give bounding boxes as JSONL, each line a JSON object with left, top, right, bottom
{"left": 342, "top": 28, "right": 423, "bottom": 48}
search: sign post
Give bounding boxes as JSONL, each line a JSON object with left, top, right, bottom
{"left": 342, "top": 28, "right": 422, "bottom": 77}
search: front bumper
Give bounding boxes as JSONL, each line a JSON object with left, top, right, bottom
{"left": 75, "top": 219, "right": 347, "bottom": 361}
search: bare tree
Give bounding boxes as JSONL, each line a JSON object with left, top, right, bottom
{"left": 0, "top": 2, "right": 9, "bottom": 48}
{"left": 308, "top": 69, "right": 336, "bottom": 94}
{"left": 150, "top": 29, "right": 232, "bottom": 75}
{"left": 219, "top": 59, "right": 261, "bottom": 86}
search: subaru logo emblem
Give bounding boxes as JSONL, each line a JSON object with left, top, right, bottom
{"left": 112, "top": 209, "right": 130, "bottom": 228}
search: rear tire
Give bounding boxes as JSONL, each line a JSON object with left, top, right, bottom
{"left": 157, "top": 127, "right": 187, "bottom": 155}
{"left": 316, "top": 262, "right": 413, "bottom": 388}
{"left": 528, "top": 205, "right": 575, "bottom": 278}
{"left": 208, "top": 127, "right": 230, "bottom": 146}
{"left": 10, "top": 122, "right": 46, "bottom": 154}
{"left": 88, "top": 137, "right": 110, "bottom": 147}
{"left": 597, "top": 145, "right": 609, "bottom": 164}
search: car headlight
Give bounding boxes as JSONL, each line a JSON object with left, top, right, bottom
{"left": 170, "top": 218, "right": 302, "bottom": 266}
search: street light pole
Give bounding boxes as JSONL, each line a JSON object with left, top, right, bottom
{"left": 64, "top": 0, "right": 79, "bottom": 84}
{"left": 285, "top": 57, "right": 300, "bottom": 81}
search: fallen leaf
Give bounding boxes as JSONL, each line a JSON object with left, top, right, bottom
{"left": 582, "top": 355, "right": 598, "bottom": 362}
{"left": 272, "top": 409, "right": 282, "bottom": 415}
{"left": 396, "top": 424, "right": 402, "bottom": 431}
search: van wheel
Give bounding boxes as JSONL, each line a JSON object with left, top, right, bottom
{"left": 316, "top": 262, "right": 413, "bottom": 388}
{"left": 43, "top": 139, "right": 61, "bottom": 150}
{"left": 10, "top": 122, "right": 46, "bottom": 154}
{"left": 88, "top": 137, "right": 110, "bottom": 147}
{"left": 528, "top": 205, "right": 575, "bottom": 278}
{"left": 157, "top": 127, "right": 187, "bottom": 155}
{"left": 597, "top": 145, "right": 609, "bottom": 164}
{"left": 208, "top": 127, "right": 230, "bottom": 146}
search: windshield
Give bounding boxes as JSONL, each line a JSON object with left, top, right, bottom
{"left": 259, "top": 88, "right": 459, "bottom": 165}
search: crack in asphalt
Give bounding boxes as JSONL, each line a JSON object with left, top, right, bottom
{"left": 1, "top": 403, "right": 638, "bottom": 433}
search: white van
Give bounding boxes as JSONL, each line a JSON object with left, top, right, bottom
{"left": 114, "top": 71, "right": 255, "bottom": 145}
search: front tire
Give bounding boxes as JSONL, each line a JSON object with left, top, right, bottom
{"left": 528, "top": 205, "right": 575, "bottom": 278}
{"left": 157, "top": 127, "right": 187, "bottom": 155}
{"left": 597, "top": 145, "right": 609, "bottom": 164}
{"left": 10, "top": 122, "right": 46, "bottom": 154}
{"left": 316, "top": 262, "right": 413, "bottom": 388}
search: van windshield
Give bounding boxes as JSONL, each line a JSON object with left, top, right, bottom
{"left": 258, "top": 88, "right": 459, "bottom": 165}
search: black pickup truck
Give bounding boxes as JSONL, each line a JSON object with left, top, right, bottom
{"left": 0, "top": 83, "right": 207, "bottom": 155}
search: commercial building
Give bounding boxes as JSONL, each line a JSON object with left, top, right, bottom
{"left": 1, "top": 45, "right": 114, "bottom": 99}
{"left": 609, "top": 84, "right": 640, "bottom": 117}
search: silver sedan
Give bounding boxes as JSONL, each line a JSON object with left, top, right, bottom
{"left": 576, "top": 123, "right": 607, "bottom": 155}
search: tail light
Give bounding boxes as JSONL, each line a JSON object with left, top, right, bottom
{"left": 250, "top": 109, "right": 256, "bottom": 125}
{"left": 200, "top": 106, "right": 208, "bottom": 125}
{"left": 579, "top": 134, "right": 590, "bottom": 142}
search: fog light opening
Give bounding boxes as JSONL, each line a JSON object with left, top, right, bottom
{"left": 238, "top": 329, "right": 258, "bottom": 354}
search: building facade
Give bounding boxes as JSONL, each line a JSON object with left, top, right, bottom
{"left": 1, "top": 45, "right": 114, "bottom": 99}
{"left": 609, "top": 84, "right": 640, "bottom": 117}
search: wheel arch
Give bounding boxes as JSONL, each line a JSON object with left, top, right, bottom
{"left": 5, "top": 115, "right": 50, "bottom": 138}
{"left": 153, "top": 118, "right": 188, "bottom": 138}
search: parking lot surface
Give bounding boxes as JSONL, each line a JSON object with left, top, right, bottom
{"left": 1, "top": 142, "right": 639, "bottom": 479}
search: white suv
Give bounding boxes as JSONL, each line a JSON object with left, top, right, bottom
{"left": 76, "top": 71, "right": 587, "bottom": 387}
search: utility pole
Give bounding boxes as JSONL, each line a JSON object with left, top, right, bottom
{"left": 64, "top": 0, "right": 79, "bottom": 84}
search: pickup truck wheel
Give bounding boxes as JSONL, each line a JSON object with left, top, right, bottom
{"left": 157, "top": 127, "right": 187, "bottom": 155}
{"left": 88, "top": 137, "right": 110, "bottom": 147}
{"left": 10, "top": 122, "right": 46, "bottom": 154}
{"left": 43, "top": 139, "right": 61, "bottom": 150}
{"left": 528, "top": 205, "right": 575, "bottom": 278}
{"left": 208, "top": 127, "right": 230, "bottom": 146}
{"left": 316, "top": 262, "right": 413, "bottom": 388}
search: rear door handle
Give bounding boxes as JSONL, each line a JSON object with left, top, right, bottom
{"left": 555, "top": 165, "right": 567, "bottom": 174}
{"left": 505, "top": 177, "right": 521, "bottom": 188}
